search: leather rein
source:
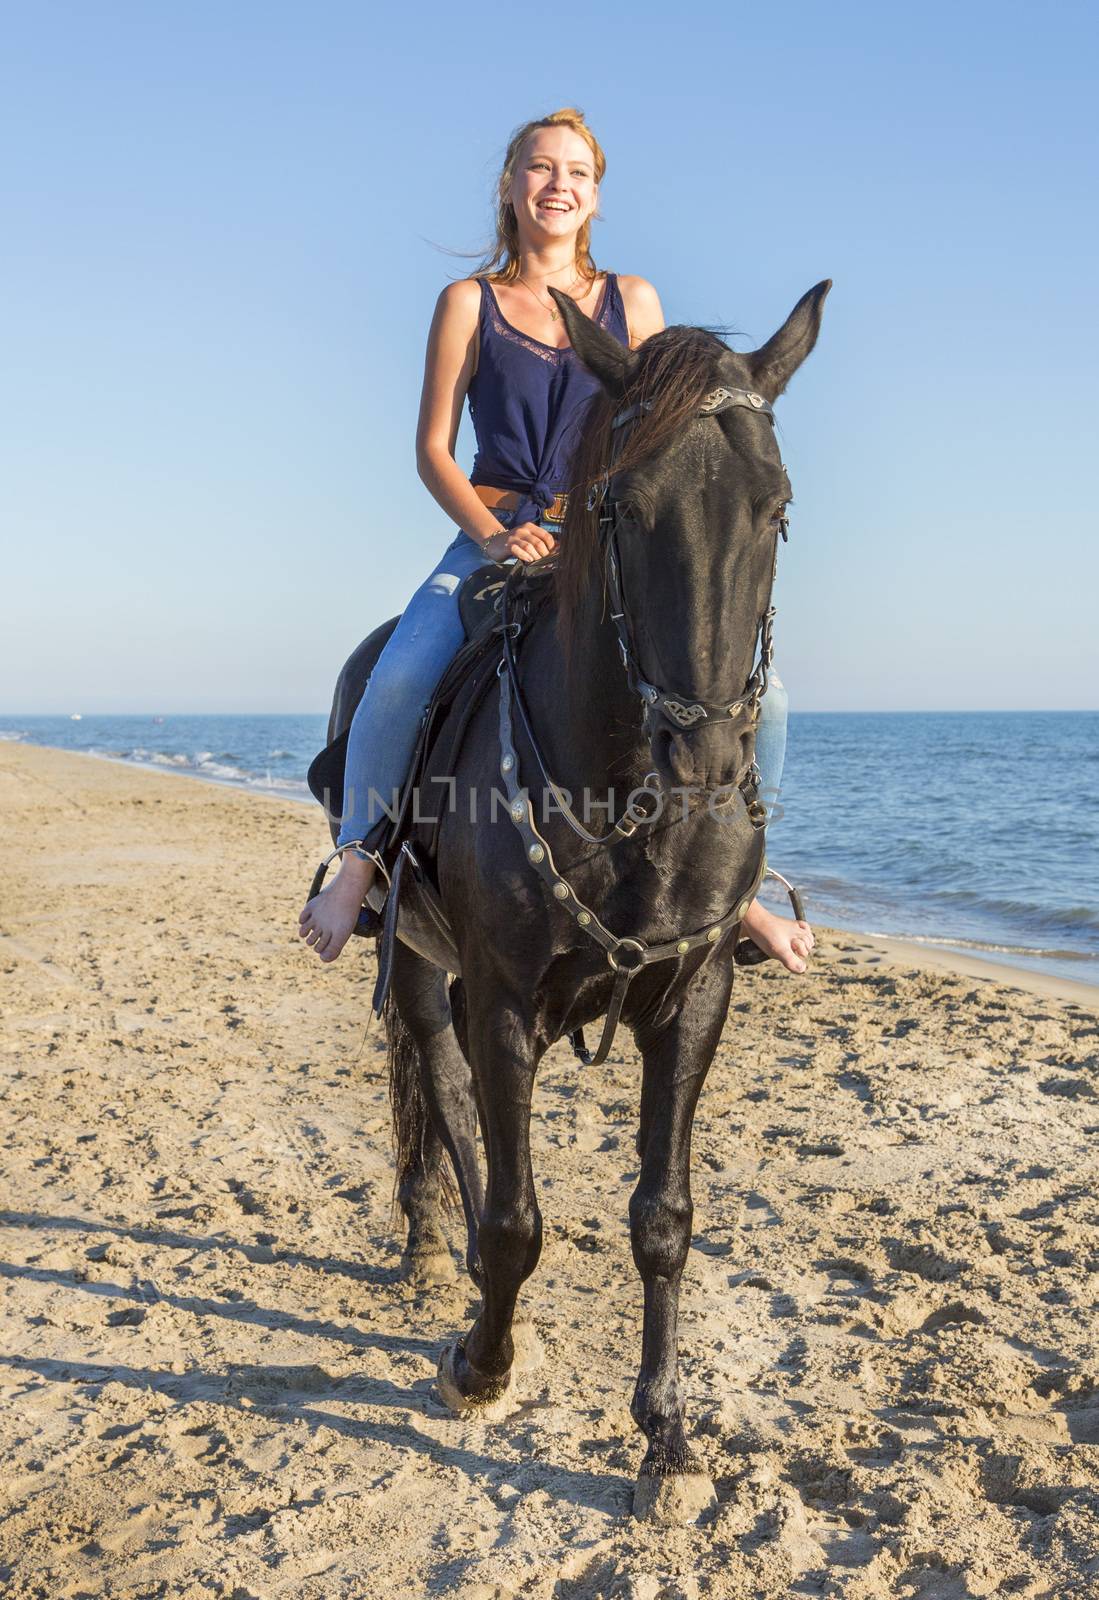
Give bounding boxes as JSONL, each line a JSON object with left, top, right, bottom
{"left": 496, "top": 383, "right": 784, "bottom": 1066}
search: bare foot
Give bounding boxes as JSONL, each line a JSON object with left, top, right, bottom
{"left": 299, "top": 853, "right": 376, "bottom": 964}
{"left": 740, "top": 898, "right": 814, "bottom": 973}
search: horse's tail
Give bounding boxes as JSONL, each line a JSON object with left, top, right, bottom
{"left": 382, "top": 990, "right": 458, "bottom": 1214}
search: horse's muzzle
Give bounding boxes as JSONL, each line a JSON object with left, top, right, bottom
{"left": 648, "top": 715, "right": 755, "bottom": 795}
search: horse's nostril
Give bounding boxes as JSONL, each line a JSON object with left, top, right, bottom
{"left": 651, "top": 725, "right": 694, "bottom": 786}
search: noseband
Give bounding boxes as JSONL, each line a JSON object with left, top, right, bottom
{"left": 595, "top": 384, "right": 782, "bottom": 738}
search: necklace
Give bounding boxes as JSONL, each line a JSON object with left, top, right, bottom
{"left": 516, "top": 270, "right": 589, "bottom": 322}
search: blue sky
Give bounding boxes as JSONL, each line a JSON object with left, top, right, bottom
{"left": 2, "top": 0, "right": 1096, "bottom": 713}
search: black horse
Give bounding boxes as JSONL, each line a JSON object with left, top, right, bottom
{"left": 324, "top": 281, "right": 829, "bottom": 1522}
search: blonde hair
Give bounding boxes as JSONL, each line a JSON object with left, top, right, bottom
{"left": 473, "top": 108, "right": 606, "bottom": 284}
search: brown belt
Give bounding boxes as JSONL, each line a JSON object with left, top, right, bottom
{"left": 473, "top": 484, "right": 569, "bottom": 523}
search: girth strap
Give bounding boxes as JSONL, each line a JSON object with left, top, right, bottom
{"left": 568, "top": 964, "right": 635, "bottom": 1069}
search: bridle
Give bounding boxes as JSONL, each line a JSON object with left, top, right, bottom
{"left": 598, "top": 383, "right": 784, "bottom": 744}
{"left": 494, "top": 379, "right": 790, "bottom": 1067}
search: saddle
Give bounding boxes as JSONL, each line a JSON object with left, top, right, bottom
{"left": 306, "top": 558, "right": 558, "bottom": 955}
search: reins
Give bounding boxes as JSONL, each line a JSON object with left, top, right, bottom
{"left": 496, "top": 382, "right": 784, "bottom": 1066}
{"left": 500, "top": 603, "right": 661, "bottom": 846}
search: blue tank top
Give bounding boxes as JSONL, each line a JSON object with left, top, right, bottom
{"left": 467, "top": 272, "right": 630, "bottom": 529}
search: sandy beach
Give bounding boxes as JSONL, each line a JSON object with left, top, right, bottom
{"left": 1, "top": 740, "right": 1097, "bottom": 1599}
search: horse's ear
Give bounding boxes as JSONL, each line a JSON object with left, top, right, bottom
{"left": 549, "top": 286, "right": 637, "bottom": 394}
{"left": 748, "top": 280, "right": 832, "bottom": 402}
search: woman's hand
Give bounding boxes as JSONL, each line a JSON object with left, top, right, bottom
{"left": 484, "top": 521, "right": 560, "bottom": 563}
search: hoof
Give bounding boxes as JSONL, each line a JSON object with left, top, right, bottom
{"left": 510, "top": 1319, "right": 544, "bottom": 1374}
{"left": 632, "top": 1470, "right": 718, "bottom": 1527}
{"left": 401, "top": 1244, "right": 457, "bottom": 1286}
{"left": 436, "top": 1340, "right": 514, "bottom": 1421}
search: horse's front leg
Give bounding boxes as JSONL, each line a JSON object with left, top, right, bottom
{"left": 437, "top": 993, "right": 544, "bottom": 1415}
{"left": 628, "top": 957, "right": 732, "bottom": 1525}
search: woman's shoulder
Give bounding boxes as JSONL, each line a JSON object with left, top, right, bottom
{"left": 614, "top": 273, "right": 662, "bottom": 310}
{"left": 614, "top": 275, "right": 665, "bottom": 346}
{"left": 432, "top": 277, "right": 485, "bottom": 333}
{"left": 438, "top": 276, "right": 485, "bottom": 306}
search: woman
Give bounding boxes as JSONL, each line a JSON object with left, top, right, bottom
{"left": 299, "top": 108, "right": 813, "bottom": 972}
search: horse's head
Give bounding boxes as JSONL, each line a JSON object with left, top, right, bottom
{"left": 554, "top": 281, "right": 830, "bottom": 793}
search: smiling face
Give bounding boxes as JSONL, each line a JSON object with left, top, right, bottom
{"left": 508, "top": 125, "right": 599, "bottom": 250}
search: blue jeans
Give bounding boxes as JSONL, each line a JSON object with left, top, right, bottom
{"left": 337, "top": 517, "right": 790, "bottom": 846}
{"left": 337, "top": 524, "right": 497, "bottom": 847}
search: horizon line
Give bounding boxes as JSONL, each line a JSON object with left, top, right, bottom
{"left": 2, "top": 707, "right": 1098, "bottom": 719}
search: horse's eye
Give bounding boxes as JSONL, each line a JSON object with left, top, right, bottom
{"left": 618, "top": 497, "right": 651, "bottom": 530}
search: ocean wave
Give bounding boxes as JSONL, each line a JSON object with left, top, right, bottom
{"left": 0, "top": 729, "right": 27, "bottom": 742}
{"left": 246, "top": 773, "right": 311, "bottom": 795}
{"left": 84, "top": 744, "right": 311, "bottom": 798}
{"left": 922, "top": 887, "right": 1099, "bottom": 937}
{"left": 794, "top": 864, "right": 1099, "bottom": 946}
{"left": 864, "top": 931, "right": 1099, "bottom": 965}
{"left": 196, "top": 757, "right": 254, "bottom": 782}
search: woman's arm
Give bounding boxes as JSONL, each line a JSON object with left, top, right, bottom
{"left": 415, "top": 281, "right": 557, "bottom": 563}
{"left": 617, "top": 275, "right": 665, "bottom": 347}
{"left": 415, "top": 281, "right": 503, "bottom": 544}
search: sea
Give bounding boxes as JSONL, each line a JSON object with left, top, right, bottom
{"left": 2, "top": 710, "right": 1096, "bottom": 988}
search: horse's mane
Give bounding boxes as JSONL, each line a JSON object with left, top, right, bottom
{"left": 556, "top": 324, "right": 729, "bottom": 655}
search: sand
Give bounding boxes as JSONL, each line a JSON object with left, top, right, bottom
{"left": 1, "top": 741, "right": 1097, "bottom": 1600}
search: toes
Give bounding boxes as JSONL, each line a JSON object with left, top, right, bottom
{"left": 319, "top": 925, "right": 349, "bottom": 961}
